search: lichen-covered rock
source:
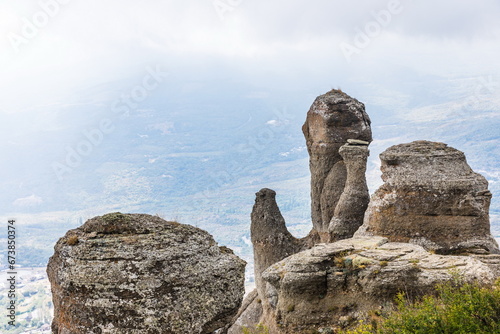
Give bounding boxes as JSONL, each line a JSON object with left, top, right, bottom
{"left": 302, "top": 89, "right": 372, "bottom": 240}
{"left": 355, "top": 141, "right": 499, "bottom": 254}
{"left": 261, "top": 236, "right": 500, "bottom": 333}
{"left": 47, "top": 213, "right": 246, "bottom": 334}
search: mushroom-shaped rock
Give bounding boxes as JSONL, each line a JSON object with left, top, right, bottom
{"left": 329, "top": 142, "right": 370, "bottom": 241}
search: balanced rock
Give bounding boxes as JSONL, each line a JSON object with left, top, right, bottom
{"left": 355, "top": 141, "right": 499, "bottom": 254}
{"left": 47, "top": 213, "right": 246, "bottom": 334}
{"left": 302, "top": 89, "right": 372, "bottom": 241}
{"left": 261, "top": 236, "right": 500, "bottom": 333}
{"left": 329, "top": 142, "right": 370, "bottom": 241}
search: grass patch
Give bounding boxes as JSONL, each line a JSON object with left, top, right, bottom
{"left": 342, "top": 279, "right": 500, "bottom": 334}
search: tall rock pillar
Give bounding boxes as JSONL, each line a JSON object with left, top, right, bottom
{"left": 329, "top": 141, "right": 370, "bottom": 241}
{"left": 302, "top": 89, "right": 372, "bottom": 241}
{"left": 251, "top": 189, "right": 302, "bottom": 308}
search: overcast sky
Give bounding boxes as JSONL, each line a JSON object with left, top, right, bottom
{"left": 1, "top": 0, "right": 500, "bottom": 113}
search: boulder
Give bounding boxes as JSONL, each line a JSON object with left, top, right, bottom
{"left": 302, "top": 89, "right": 372, "bottom": 240}
{"left": 47, "top": 213, "right": 246, "bottom": 334}
{"left": 261, "top": 236, "right": 500, "bottom": 333}
{"left": 355, "top": 141, "right": 499, "bottom": 254}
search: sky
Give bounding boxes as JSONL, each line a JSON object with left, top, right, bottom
{"left": 1, "top": 0, "right": 500, "bottom": 112}
{"left": 1, "top": 0, "right": 500, "bottom": 217}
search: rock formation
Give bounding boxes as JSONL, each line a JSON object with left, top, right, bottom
{"left": 45, "top": 91, "right": 500, "bottom": 334}
{"left": 47, "top": 213, "right": 246, "bottom": 334}
{"left": 355, "top": 141, "right": 499, "bottom": 255}
{"left": 302, "top": 89, "right": 372, "bottom": 241}
{"left": 261, "top": 236, "right": 500, "bottom": 333}
{"left": 226, "top": 290, "right": 263, "bottom": 334}
{"left": 231, "top": 90, "right": 375, "bottom": 332}
{"left": 234, "top": 93, "right": 500, "bottom": 333}
{"left": 329, "top": 141, "right": 370, "bottom": 241}
{"left": 250, "top": 189, "right": 304, "bottom": 310}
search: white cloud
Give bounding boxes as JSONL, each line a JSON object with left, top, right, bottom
{"left": 13, "top": 194, "right": 43, "bottom": 207}
{"left": 1, "top": 0, "right": 500, "bottom": 114}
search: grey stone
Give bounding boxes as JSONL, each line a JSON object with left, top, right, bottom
{"left": 227, "top": 290, "right": 263, "bottom": 334}
{"left": 250, "top": 189, "right": 305, "bottom": 312}
{"left": 329, "top": 143, "right": 370, "bottom": 241}
{"left": 260, "top": 236, "right": 500, "bottom": 333}
{"left": 47, "top": 213, "right": 246, "bottom": 334}
{"left": 355, "top": 140, "right": 499, "bottom": 255}
{"left": 302, "top": 89, "right": 372, "bottom": 240}
{"left": 347, "top": 139, "right": 370, "bottom": 145}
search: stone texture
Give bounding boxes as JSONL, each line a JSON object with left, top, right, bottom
{"left": 302, "top": 89, "right": 372, "bottom": 240}
{"left": 328, "top": 143, "right": 370, "bottom": 241}
{"left": 261, "top": 236, "right": 500, "bottom": 333}
{"left": 250, "top": 189, "right": 305, "bottom": 312}
{"left": 47, "top": 213, "right": 246, "bottom": 334}
{"left": 355, "top": 141, "right": 499, "bottom": 254}
{"left": 227, "top": 290, "right": 263, "bottom": 334}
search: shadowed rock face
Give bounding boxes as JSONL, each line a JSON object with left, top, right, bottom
{"left": 356, "top": 141, "right": 499, "bottom": 255}
{"left": 47, "top": 213, "right": 246, "bottom": 334}
{"left": 302, "top": 90, "right": 372, "bottom": 240}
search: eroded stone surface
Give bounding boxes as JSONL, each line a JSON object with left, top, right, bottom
{"left": 227, "top": 289, "right": 263, "bottom": 334}
{"left": 251, "top": 189, "right": 305, "bottom": 312}
{"left": 355, "top": 141, "right": 499, "bottom": 254}
{"left": 302, "top": 89, "right": 372, "bottom": 239}
{"left": 261, "top": 236, "right": 500, "bottom": 333}
{"left": 329, "top": 143, "right": 370, "bottom": 241}
{"left": 47, "top": 213, "right": 246, "bottom": 334}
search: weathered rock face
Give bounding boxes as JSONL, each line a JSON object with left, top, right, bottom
{"left": 261, "top": 236, "right": 500, "bottom": 333}
{"left": 355, "top": 141, "right": 499, "bottom": 255}
{"left": 302, "top": 89, "right": 372, "bottom": 240}
{"left": 251, "top": 189, "right": 304, "bottom": 311}
{"left": 329, "top": 142, "right": 370, "bottom": 241}
{"left": 47, "top": 213, "right": 246, "bottom": 334}
{"left": 227, "top": 290, "right": 263, "bottom": 334}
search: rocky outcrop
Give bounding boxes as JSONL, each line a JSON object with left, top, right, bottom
{"left": 251, "top": 189, "right": 304, "bottom": 304}
{"left": 261, "top": 236, "right": 500, "bottom": 333}
{"left": 302, "top": 89, "right": 372, "bottom": 241}
{"left": 235, "top": 93, "right": 500, "bottom": 333}
{"left": 355, "top": 141, "right": 499, "bottom": 255}
{"left": 227, "top": 290, "right": 263, "bottom": 334}
{"left": 47, "top": 213, "right": 246, "bottom": 334}
{"left": 329, "top": 141, "right": 370, "bottom": 241}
